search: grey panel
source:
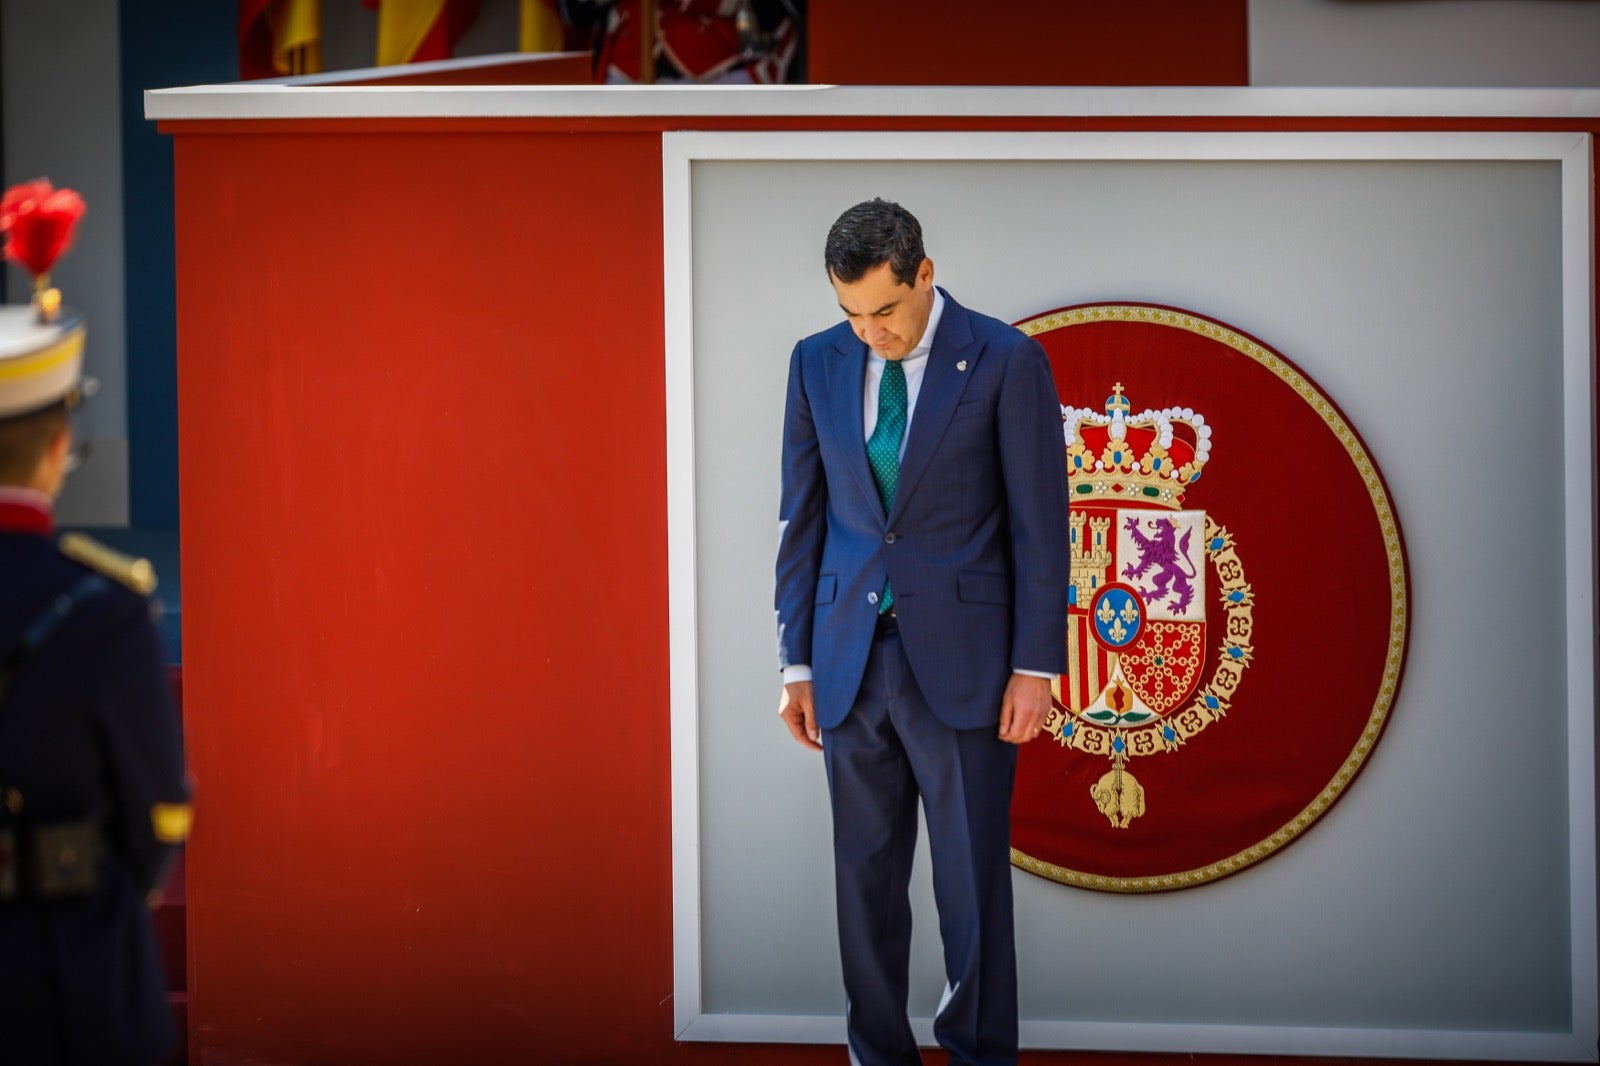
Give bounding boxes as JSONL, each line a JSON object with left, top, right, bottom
{"left": 688, "top": 156, "right": 1570, "bottom": 1034}
{"left": 1251, "top": 0, "right": 1600, "bottom": 87}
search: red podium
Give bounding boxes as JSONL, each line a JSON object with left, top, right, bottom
{"left": 149, "top": 81, "right": 1600, "bottom": 1065}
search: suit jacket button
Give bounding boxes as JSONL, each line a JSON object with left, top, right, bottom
{"left": 884, "top": 532, "right": 897, "bottom": 544}
{"left": 867, "top": 591, "right": 879, "bottom": 605}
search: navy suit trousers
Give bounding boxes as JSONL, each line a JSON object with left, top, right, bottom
{"left": 822, "top": 621, "right": 1019, "bottom": 1066}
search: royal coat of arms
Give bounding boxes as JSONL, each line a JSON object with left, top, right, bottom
{"left": 1050, "top": 383, "right": 1251, "bottom": 831}
{"left": 1008, "top": 304, "right": 1408, "bottom": 893}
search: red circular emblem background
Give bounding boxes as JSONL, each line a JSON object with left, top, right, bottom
{"left": 1010, "top": 304, "right": 1410, "bottom": 892}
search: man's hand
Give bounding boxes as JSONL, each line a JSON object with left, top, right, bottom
{"left": 779, "top": 680, "right": 822, "bottom": 751}
{"left": 998, "top": 673, "right": 1053, "bottom": 745}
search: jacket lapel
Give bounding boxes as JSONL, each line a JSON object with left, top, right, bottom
{"left": 828, "top": 331, "right": 886, "bottom": 522}
{"left": 888, "top": 290, "right": 978, "bottom": 525}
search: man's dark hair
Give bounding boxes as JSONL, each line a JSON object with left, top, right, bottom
{"left": 0, "top": 401, "right": 68, "bottom": 487}
{"left": 824, "top": 198, "right": 925, "bottom": 287}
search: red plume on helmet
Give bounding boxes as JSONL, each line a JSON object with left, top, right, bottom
{"left": 1, "top": 179, "right": 86, "bottom": 322}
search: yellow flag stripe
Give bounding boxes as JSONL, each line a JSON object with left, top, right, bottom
{"left": 520, "top": 0, "right": 562, "bottom": 52}
{"left": 274, "top": 0, "right": 321, "bottom": 60}
{"left": 376, "top": 0, "right": 449, "bottom": 66}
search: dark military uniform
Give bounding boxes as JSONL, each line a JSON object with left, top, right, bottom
{"left": 0, "top": 494, "right": 189, "bottom": 1065}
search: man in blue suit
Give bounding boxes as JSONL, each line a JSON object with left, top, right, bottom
{"left": 775, "top": 199, "right": 1071, "bottom": 1066}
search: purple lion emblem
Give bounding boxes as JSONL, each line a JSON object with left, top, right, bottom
{"left": 1122, "top": 515, "right": 1198, "bottom": 614}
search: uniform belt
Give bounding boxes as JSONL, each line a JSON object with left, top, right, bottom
{"left": 0, "top": 820, "right": 101, "bottom": 903}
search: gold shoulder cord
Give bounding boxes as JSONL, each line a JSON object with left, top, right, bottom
{"left": 57, "top": 532, "right": 157, "bottom": 597}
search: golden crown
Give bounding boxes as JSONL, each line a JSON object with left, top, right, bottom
{"left": 1063, "top": 383, "right": 1211, "bottom": 510}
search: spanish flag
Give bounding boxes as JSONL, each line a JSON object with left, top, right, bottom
{"left": 238, "top": 0, "right": 323, "bottom": 80}
{"left": 365, "top": 0, "right": 482, "bottom": 66}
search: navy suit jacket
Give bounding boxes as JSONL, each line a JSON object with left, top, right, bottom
{"left": 775, "top": 289, "right": 1072, "bottom": 731}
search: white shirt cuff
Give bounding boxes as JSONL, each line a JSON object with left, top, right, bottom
{"left": 1013, "top": 668, "right": 1056, "bottom": 680}
{"left": 782, "top": 665, "right": 813, "bottom": 684}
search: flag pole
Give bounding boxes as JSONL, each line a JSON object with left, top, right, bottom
{"left": 637, "top": 0, "right": 656, "bottom": 83}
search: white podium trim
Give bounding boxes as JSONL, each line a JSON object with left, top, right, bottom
{"left": 147, "top": 83, "right": 1600, "bottom": 122}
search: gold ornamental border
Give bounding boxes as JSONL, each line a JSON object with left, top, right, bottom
{"left": 1010, "top": 303, "right": 1410, "bottom": 893}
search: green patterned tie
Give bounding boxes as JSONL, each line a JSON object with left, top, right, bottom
{"left": 867, "top": 359, "right": 907, "bottom": 613}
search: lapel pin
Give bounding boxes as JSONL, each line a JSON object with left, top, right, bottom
{"left": 956, "top": 360, "right": 968, "bottom": 372}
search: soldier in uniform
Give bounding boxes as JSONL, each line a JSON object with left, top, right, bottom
{"left": 0, "top": 182, "right": 191, "bottom": 1064}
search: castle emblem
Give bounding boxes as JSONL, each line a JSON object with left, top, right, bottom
{"left": 1048, "top": 384, "right": 1254, "bottom": 829}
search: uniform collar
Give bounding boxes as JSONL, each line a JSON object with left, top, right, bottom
{"left": 0, "top": 486, "right": 54, "bottom": 535}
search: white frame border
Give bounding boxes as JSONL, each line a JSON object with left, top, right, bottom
{"left": 664, "top": 130, "right": 1597, "bottom": 1062}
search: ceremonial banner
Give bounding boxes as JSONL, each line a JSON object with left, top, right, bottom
{"left": 239, "top": 0, "right": 324, "bottom": 79}
{"left": 1011, "top": 304, "right": 1409, "bottom": 892}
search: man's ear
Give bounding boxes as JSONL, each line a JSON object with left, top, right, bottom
{"left": 41, "top": 423, "right": 73, "bottom": 487}
{"left": 917, "top": 257, "right": 935, "bottom": 289}
{"left": 28, "top": 421, "right": 74, "bottom": 497}
{"left": 47, "top": 423, "right": 72, "bottom": 466}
